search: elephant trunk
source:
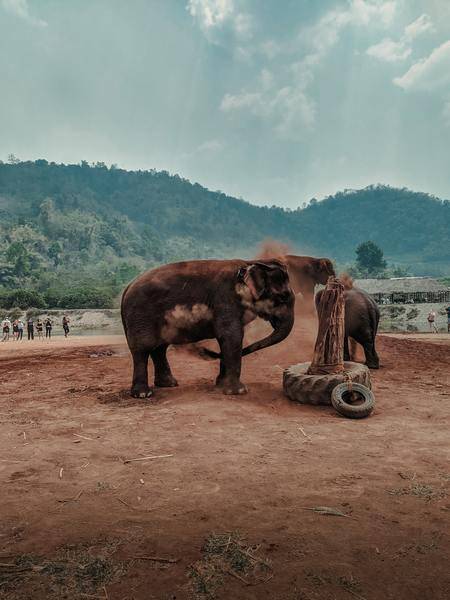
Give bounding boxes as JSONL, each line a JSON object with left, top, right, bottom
{"left": 241, "top": 311, "right": 294, "bottom": 357}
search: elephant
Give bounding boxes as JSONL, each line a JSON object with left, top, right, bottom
{"left": 282, "top": 255, "right": 336, "bottom": 299}
{"left": 315, "top": 285, "right": 380, "bottom": 369}
{"left": 121, "top": 258, "right": 295, "bottom": 397}
{"left": 255, "top": 252, "right": 336, "bottom": 299}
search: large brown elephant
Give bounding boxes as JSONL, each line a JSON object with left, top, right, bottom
{"left": 282, "top": 255, "right": 336, "bottom": 299}
{"left": 121, "top": 259, "right": 295, "bottom": 397}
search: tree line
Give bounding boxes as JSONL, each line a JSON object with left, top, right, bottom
{"left": 0, "top": 158, "right": 448, "bottom": 309}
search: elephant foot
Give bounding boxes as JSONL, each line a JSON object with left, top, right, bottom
{"left": 222, "top": 381, "right": 248, "bottom": 396}
{"left": 130, "top": 384, "right": 153, "bottom": 398}
{"left": 155, "top": 375, "right": 178, "bottom": 388}
{"left": 365, "top": 362, "right": 379, "bottom": 370}
{"left": 215, "top": 374, "right": 225, "bottom": 387}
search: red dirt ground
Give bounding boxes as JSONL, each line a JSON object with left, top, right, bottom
{"left": 0, "top": 321, "right": 449, "bottom": 600}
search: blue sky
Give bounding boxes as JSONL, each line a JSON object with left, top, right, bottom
{"left": 1, "top": 0, "right": 449, "bottom": 207}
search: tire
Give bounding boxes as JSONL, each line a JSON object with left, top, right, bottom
{"left": 331, "top": 382, "right": 375, "bottom": 419}
{"left": 283, "top": 362, "right": 371, "bottom": 406}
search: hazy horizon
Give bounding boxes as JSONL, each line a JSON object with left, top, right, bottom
{"left": 1, "top": 0, "right": 449, "bottom": 207}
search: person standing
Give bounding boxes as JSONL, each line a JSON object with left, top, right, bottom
{"left": 427, "top": 309, "right": 438, "bottom": 333}
{"left": 45, "top": 317, "right": 53, "bottom": 339}
{"left": 12, "top": 319, "right": 19, "bottom": 340}
{"left": 17, "top": 319, "right": 24, "bottom": 341}
{"left": 446, "top": 305, "right": 450, "bottom": 333}
{"left": 62, "top": 315, "right": 70, "bottom": 338}
{"left": 27, "top": 316, "right": 34, "bottom": 340}
{"left": 2, "top": 317, "right": 11, "bottom": 342}
{"left": 36, "top": 318, "right": 44, "bottom": 340}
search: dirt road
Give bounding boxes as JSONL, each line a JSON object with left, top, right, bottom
{"left": 0, "top": 324, "right": 449, "bottom": 599}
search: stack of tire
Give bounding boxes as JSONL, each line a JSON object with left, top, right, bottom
{"left": 283, "top": 361, "right": 375, "bottom": 419}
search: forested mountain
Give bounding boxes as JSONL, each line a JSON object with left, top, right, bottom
{"left": 0, "top": 160, "right": 449, "bottom": 307}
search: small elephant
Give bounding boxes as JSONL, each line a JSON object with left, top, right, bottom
{"left": 121, "top": 259, "right": 295, "bottom": 397}
{"left": 315, "top": 285, "right": 380, "bottom": 369}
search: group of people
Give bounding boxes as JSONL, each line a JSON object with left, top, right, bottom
{"left": 1, "top": 315, "right": 71, "bottom": 342}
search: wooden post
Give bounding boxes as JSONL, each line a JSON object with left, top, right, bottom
{"left": 307, "top": 277, "right": 345, "bottom": 375}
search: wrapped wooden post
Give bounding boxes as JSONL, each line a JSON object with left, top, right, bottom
{"left": 307, "top": 277, "right": 345, "bottom": 375}
{"left": 283, "top": 275, "right": 371, "bottom": 409}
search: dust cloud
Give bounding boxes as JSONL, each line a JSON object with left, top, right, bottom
{"left": 338, "top": 272, "right": 354, "bottom": 290}
{"left": 255, "top": 239, "right": 292, "bottom": 260}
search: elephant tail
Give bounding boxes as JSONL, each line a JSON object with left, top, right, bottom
{"left": 197, "top": 346, "right": 221, "bottom": 360}
{"left": 120, "top": 283, "right": 131, "bottom": 339}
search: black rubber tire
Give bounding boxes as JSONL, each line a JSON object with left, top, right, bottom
{"left": 331, "top": 382, "right": 375, "bottom": 419}
{"left": 283, "top": 362, "right": 371, "bottom": 406}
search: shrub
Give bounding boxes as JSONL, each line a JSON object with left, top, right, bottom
{"left": 46, "top": 286, "right": 113, "bottom": 309}
{"left": 0, "top": 289, "right": 46, "bottom": 309}
{"left": 406, "top": 308, "right": 419, "bottom": 320}
{"left": 387, "top": 306, "right": 406, "bottom": 318}
{"left": 26, "top": 307, "right": 43, "bottom": 319}
{"left": 7, "top": 307, "right": 23, "bottom": 320}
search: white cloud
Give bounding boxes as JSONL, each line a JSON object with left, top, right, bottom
{"left": 367, "top": 13, "right": 434, "bottom": 63}
{"left": 404, "top": 14, "right": 434, "bottom": 41}
{"left": 186, "top": 0, "right": 252, "bottom": 42}
{"left": 302, "top": 0, "right": 397, "bottom": 67}
{"left": 197, "top": 139, "right": 224, "bottom": 153}
{"left": 1, "top": 0, "right": 47, "bottom": 27}
{"left": 367, "top": 38, "right": 411, "bottom": 62}
{"left": 272, "top": 87, "right": 316, "bottom": 135}
{"left": 220, "top": 86, "right": 315, "bottom": 139}
{"left": 187, "top": 0, "right": 233, "bottom": 29}
{"left": 220, "top": 92, "right": 262, "bottom": 112}
{"left": 349, "top": 0, "right": 396, "bottom": 27}
{"left": 218, "top": 1, "right": 400, "bottom": 138}
{"left": 260, "top": 40, "right": 280, "bottom": 60}
{"left": 394, "top": 40, "right": 450, "bottom": 91}
{"left": 233, "top": 12, "right": 252, "bottom": 39}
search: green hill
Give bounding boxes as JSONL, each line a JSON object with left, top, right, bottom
{"left": 0, "top": 160, "right": 449, "bottom": 308}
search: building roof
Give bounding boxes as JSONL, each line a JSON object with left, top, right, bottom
{"left": 354, "top": 277, "right": 450, "bottom": 294}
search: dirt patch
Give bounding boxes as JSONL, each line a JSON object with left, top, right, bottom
{"left": 0, "top": 326, "right": 449, "bottom": 599}
{"left": 189, "top": 532, "right": 272, "bottom": 598}
{"left": 0, "top": 538, "right": 125, "bottom": 599}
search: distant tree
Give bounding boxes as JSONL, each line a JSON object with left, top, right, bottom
{"left": 6, "top": 242, "right": 31, "bottom": 276}
{"left": 389, "top": 265, "right": 410, "bottom": 278}
{"left": 7, "top": 153, "right": 20, "bottom": 164}
{"left": 39, "top": 198, "right": 55, "bottom": 231}
{"left": 0, "top": 289, "right": 46, "bottom": 309}
{"left": 355, "top": 241, "right": 387, "bottom": 277}
{"left": 48, "top": 241, "right": 62, "bottom": 266}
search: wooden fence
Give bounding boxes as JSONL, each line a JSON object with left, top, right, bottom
{"left": 372, "top": 291, "right": 450, "bottom": 305}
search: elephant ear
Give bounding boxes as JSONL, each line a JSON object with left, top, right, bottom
{"left": 241, "top": 265, "right": 265, "bottom": 299}
{"left": 242, "top": 260, "right": 288, "bottom": 299}
{"left": 318, "top": 258, "right": 334, "bottom": 275}
{"left": 304, "top": 258, "right": 335, "bottom": 282}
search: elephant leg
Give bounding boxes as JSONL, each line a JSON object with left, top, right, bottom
{"left": 353, "top": 332, "right": 379, "bottom": 369}
{"left": 215, "top": 359, "right": 227, "bottom": 386}
{"left": 151, "top": 345, "right": 178, "bottom": 387}
{"left": 363, "top": 339, "right": 380, "bottom": 369}
{"left": 130, "top": 349, "right": 153, "bottom": 398}
{"left": 343, "top": 335, "right": 351, "bottom": 362}
{"left": 215, "top": 318, "right": 247, "bottom": 395}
